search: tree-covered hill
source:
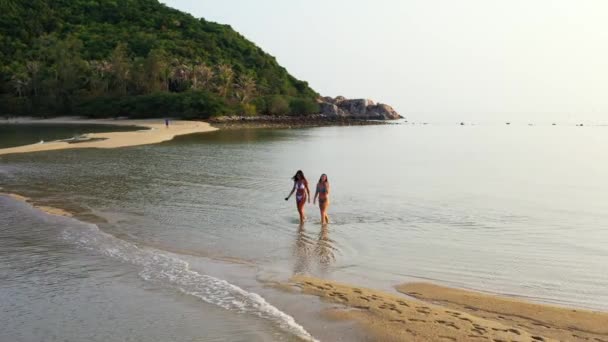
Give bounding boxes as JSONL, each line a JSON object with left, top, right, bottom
{"left": 0, "top": 0, "right": 319, "bottom": 118}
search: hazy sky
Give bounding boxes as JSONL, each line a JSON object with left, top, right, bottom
{"left": 163, "top": 0, "right": 608, "bottom": 123}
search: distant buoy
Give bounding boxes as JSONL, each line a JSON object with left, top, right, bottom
{"left": 506, "top": 122, "right": 511, "bottom": 125}
{"left": 460, "top": 122, "right": 465, "bottom": 126}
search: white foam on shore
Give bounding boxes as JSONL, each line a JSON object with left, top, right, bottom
{"left": 61, "top": 221, "right": 319, "bottom": 342}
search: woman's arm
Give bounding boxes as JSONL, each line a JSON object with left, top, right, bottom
{"left": 313, "top": 184, "right": 319, "bottom": 205}
{"left": 305, "top": 180, "right": 311, "bottom": 203}
{"left": 285, "top": 182, "right": 296, "bottom": 201}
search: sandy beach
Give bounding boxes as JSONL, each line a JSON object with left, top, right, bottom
{"left": 290, "top": 275, "right": 608, "bottom": 342}
{"left": 0, "top": 118, "right": 217, "bottom": 156}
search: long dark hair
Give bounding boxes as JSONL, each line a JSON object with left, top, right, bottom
{"left": 292, "top": 170, "right": 306, "bottom": 182}
{"left": 318, "top": 173, "right": 328, "bottom": 184}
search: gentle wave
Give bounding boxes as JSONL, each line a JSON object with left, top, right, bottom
{"left": 60, "top": 220, "right": 319, "bottom": 342}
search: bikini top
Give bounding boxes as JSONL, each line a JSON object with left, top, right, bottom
{"left": 318, "top": 184, "right": 328, "bottom": 193}
{"left": 296, "top": 181, "right": 306, "bottom": 190}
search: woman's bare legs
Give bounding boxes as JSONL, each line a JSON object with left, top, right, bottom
{"left": 297, "top": 197, "right": 306, "bottom": 224}
{"left": 320, "top": 201, "right": 329, "bottom": 224}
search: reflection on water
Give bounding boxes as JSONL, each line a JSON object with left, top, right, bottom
{"left": 293, "top": 224, "right": 314, "bottom": 274}
{"left": 316, "top": 225, "right": 337, "bottom": 270}
{"left": 293, "top": 224, "right": 337, "bottom": 275}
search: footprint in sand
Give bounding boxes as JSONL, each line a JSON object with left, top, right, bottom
{"left": 507, "top": 328, "right": 521, "bottom": 335}
{"left": 530, "top": 336, "right": 545, "bottom": 341}
{"left": 467, "top": 335, "right": 489, "bottom": 340}
{"left": 389, "top": 307, "right": 402, "bottom": 314}
{"left": 471, "top": 325, "right": 487, "bottom": 333}
{"left": 440, "top": 336, "right": 457, "bottom": 341}
{"left": 471, "top": 328, "right": 486, "bottom": 335}
{"left": 434, "top": 320, "right": 461, "bottom": 330}
{"left": 390, "top": 319, "right": 406, "bottom": 324}
{"left": 458, "top": 317, "right": 473, "bottom": 323}
{"left": 353, "top": 289, "right": 362, "bottom": 294}
{"left": 354, "top": 305, "right": 370, "bottom": 310}
{"left": 359, "top": 296, "right": 371, "bottom": 302}
{"left": 409, "top": 318, "right": 426, "bottom": 323}
{"left": 397, "top": 300, "right": 410, "bottom": 307}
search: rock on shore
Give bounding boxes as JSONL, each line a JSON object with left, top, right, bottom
{"left": 318, "top": 96, "right": 403, "bottom": 120}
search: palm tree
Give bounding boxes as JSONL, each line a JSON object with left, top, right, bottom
{"left": 25, "top": 61, "right": 40, "bottom": 96}
{"left": 215, "top": 64, "right": 234, "bottom": 98}
{"left": 11, "top": 73, "right": 30, "bottom": 97}
{"left": 235, "top": 74, "right": 257, "bottom": 103}
{"left": 89, "top": 60, "right": 112, "bottom": 94}
{"left": 110, "top": 44, "right": 131, "bottom": 96}
{"left": 191, "top": 63, "right": 214, "bottom": 90}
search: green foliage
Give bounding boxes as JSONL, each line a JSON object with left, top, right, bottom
{"left": 253, "top": 95, "right": 320, "bottom": 116}
{"left": 266, "top": 95, "right": 290, "bottom": 116}
{"left": 238, "top": 103, "right": 257, "bottom": 116}
{"left": 76, "top": 91, "right": 230, "bottom": 119}
{"left": 289, "top": 98, "right": 320, "bottom": 116}
{"left": 0, "top": 0, "right": 318, "bottom": 118}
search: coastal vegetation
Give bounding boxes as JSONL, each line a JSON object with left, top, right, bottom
{"left": 0, "top": 0, "right": 319, "bottom": 118}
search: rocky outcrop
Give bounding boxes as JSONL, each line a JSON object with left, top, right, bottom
{"left": 317, "top": 96, "right": 402, "bottom": 120}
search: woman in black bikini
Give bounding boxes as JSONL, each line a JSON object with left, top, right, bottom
{"left": 313, "top": 173, "right": 330, "bottom": 224}
{"left": 285, "top": 170, "right": 310, "bottom": 224}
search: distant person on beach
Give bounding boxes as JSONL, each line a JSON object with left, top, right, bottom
{"left": 313, "top": 173, "right": 330, "bottom": 224}
{"left": 285, "top": 170, "right": 310, "bottom": 224}
{"left": 165, "top": 118, "right": 169, "bottom": 127}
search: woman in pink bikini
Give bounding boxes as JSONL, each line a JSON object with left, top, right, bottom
{"left": 313, "top": 173, "right": 330, "bottom": 224}
{"left": 285, "top": 170, "right": 310, "bottom": 224}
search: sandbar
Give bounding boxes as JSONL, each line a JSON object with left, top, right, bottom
{"left": 1, "top": 192, "right": 73, "bottom": 217}
{"left": 0, "top": 118, "right": 217, "bottom": 156}
{"left": 290, "top": 275, "right": 608, "bottom": 342}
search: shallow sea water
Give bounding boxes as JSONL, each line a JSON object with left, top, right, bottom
{"left": 1, "top": 123, "right": 607, "bottom": 341}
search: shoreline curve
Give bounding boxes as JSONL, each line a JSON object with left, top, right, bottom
{"left": 0, "top": 118, "right": 217, "bottom": 156}
{"left": 289, "top": 275, "right": 608, "bottom": 342}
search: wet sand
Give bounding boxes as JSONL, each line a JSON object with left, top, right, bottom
{"left": 290, "top": 275, "right": 608, "bottom": 342}
{"left": 0, "top": 118, "right": 217, "bottom": 156}
{"left": 1, "top": 192, "right": 73, "bottom": 217}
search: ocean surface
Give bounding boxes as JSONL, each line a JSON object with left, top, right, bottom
{"left": 1, "top": 123, "right": 607, "bottom": 341}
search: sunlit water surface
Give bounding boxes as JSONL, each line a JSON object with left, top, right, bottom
{"left": 1, "top": 123, "right": 607, "bottom": 341}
